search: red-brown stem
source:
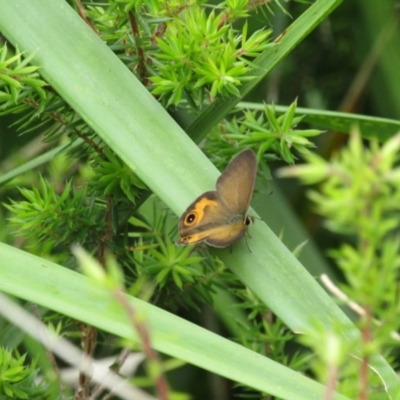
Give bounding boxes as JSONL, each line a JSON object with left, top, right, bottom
{"left": 219, "top": 0, "right": 273, "bottom": 31}
{"left": 264, "top": 311, "right": 273, "bottom": 358}
{"left": 151, "top": 23, "right": 167, "bottom": 45}
{"left": 22, "top": 98, "right": 104, "bottom": 156}
{"left": 98, "top": 196, "right": 114, "bottom": 266}
{"left": 248, "top": 0, "right": 273, "bottom": 10}
{"left": 217, "top": 13, "right": 229, "bottom": 30}
{"left": 75, "top": 196, "right": 115, "bottom": 399}
{"left": 74, "top": 323, "right": 98, "bottom": 400}
{"left": 325, "top": 363, "right": 338, "bottom": 400}
{"left": 151, "top": 3, "right": 189, "bottom": 45}
{"left": 114, "top": 289, "right": 169, "bottom": 400}
{"left": 75, "top": 0, "right": 100, "bottom": 35}
{"left": 128, "top": 11, "right": 149, "bottom": 86}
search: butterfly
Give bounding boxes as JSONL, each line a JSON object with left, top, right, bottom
{"left": 176, "top": 149, "right": 257, "bottom": 248}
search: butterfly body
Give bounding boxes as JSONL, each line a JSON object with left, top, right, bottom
{"left": 176, "top": 149, "right": 257, "bottom": 248}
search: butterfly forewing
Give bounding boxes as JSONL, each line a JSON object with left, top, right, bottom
{"left": 216, "top": 149, "right": 257, "bottom": 214}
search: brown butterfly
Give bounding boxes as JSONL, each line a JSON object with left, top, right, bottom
{"left": 176, "top": 149, "right": 257, "bottom": 248}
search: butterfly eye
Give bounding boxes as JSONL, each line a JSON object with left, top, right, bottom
{"left": 185, "top": 213, "right": 197, "bottom": 226}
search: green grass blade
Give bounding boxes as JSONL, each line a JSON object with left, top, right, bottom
{"left": 239, "top": 102, "right": 400, "bottom": 141}
{"left": 0, "top": 242, "right": 350, "bottom": 400}
{"left": 254, "top": 180, "right": 338, "bottom": 280}
{"left": 0, "top": 140, "right": 82, "bottom": 186}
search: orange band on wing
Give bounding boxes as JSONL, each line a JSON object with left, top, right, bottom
{"left": 182, "top": 197, "right": 218, "bottom": 227}
{"left": 176, "top": 231, "right": 212, "bottom": 245}
{"left": 193, "top": 197, "right": 218, "bottom": 221}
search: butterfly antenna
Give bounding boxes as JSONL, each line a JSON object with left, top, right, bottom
{"left": 251, "top": 191, "right": 274, "bottom": 222}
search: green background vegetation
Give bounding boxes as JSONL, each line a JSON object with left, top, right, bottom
{"left": 0, "top": 0, "right": 400, "bottom": 399}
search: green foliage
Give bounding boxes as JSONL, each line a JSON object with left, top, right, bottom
{"left": 209, "top": 100, "right": 321, "bottom": 165}
{"left": 91, "top": 148, "right": 147, "bottom": 203}
{"left": 235, "top": 287, "right": 309, "bottom": 368}
{"left": 0, "top": 44, "right": 47, "bottom": 110}
{"left": 125, "top": 204, "right": 231, "bottom": 311}
{"left": 82, "top": 0, "right": 273, "bottom": 107}
{"left": 298, "top": 322, "right": 352, "bottom": 391}
{"left": 0, "top": 347, "right": 49, "bottom": 400}
{"left": 280, "top": 131, "right": 400, "bottom": 397}
{"left": 152, "top": 7, "right": 272, "bottom": 104}
{"left": 1, "top": 0, "right": 400, "bottom": 399}
{"left": 5, "top": 175, "right": 104, "bottom": 248}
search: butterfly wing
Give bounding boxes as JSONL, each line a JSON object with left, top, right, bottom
{"left": 176, "top": 191, "right": 236, "bottom": 246}
{"left": 176, "top": 149, "right": 257, "bottom": 248}
{"left": 203, "top": 222, "right": 247, "bottom": 247}
{"left": 177, "top": 223, "right": 245, "bottom": 247}
{"left": 216, "top": 149, "right": 257, "bottom": 214}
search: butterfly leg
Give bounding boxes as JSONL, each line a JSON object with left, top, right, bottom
{"left": 245, "top": 236, "right": 252, "bottom": 253}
